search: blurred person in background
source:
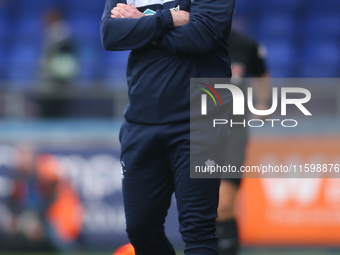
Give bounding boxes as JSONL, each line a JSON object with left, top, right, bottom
{"left": 0, "top": 145, "right": 83, "bottom": 252}
{"left": 37, "top": 8, "right": 79, "bottom": 118}
{"left": 216, "top": 29, "right": 271, "bottom": 255}
{"left": 0, "top": 145, "right": 51, "bottom": 252}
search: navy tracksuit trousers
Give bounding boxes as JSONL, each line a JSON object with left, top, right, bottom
{"left": 119, "top": 120, "right": 221, "bottom": 255}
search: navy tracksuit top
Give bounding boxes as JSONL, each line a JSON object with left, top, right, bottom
{"left": 101, "top": 0, "right": 235, "bottom": 124}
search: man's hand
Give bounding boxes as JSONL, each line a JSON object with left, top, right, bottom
{"left": 111, "top": 3, "right": 145, "bottom": 19}
{"left": 171, "top": 11, "right": 190, "bottom": 27}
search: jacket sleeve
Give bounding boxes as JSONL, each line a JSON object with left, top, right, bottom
{"left": 158, "top": 0, "right": 235, "bottom": 55}
{"left": 101, "top": 0, "right": 174, "bottom": 51}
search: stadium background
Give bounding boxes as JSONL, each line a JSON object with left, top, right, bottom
{"left": 0, "top": 0, "right": 340, "bottom": 254}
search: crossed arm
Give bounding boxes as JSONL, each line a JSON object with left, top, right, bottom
{"left": 111, "top": 4, "right": 190, "bottom": 27}
{"left": 101, "top": 0, "right": 235, "bottom": 54}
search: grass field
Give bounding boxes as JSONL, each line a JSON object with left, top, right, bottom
{"left": 2, "top": 249, "right": 340, "bottom": 255}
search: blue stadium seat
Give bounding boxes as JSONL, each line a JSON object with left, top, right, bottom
{"left": 305, "top": 14, "right": 340, "bottom": 40}
{"left": 67, "top": 0, "right": 107, "bottom": 18}
{"left": 105, "top": 51, "right": 130, "bottom": 85}
{"left": 0, "top": 47, "right": 7, "bottom": 80}
{"left": 0, "top": 14, "right": 10, "bottom": 81}
{"left": 68, "top": 17, "right": 101, "bottom": 43}
{"left": 75, "top": 44, "right": 98, "bottom": 82}
{"left": 234, "top": 0, "right": 257, "bottom": 18}
{"left": 15, "top": 17, "right": 42, "bottom": 40}
{"left": 75, "top": 42, "right": 108, "bottom": 82}
{"left": 299, "top": 63, "right": 339, "bottom": 78}
{"left": 13, "top": 0, "right": 56, "bottom": 16}
{"left": 299, "top": 42, "right": 340, "bottom": 77}
{"left": 2, "top": 0, "right": 339, "bottom": 87}
{"left": 309, "top": 0, "right": 340, "bottom": 12}
{"left": 264, "top": 40, "right": 296, "bottom": 78}
{"left": 0, "top": 15, "right": 6, "bottom": 40}
{"left": 8, "top": 43, "right": 40, "bottom": 85}
{"left": 255, "top": 14, "right": 295, "bottom": 41}
{"left": 259, "top": 0, "right": 301, "bottom": 14}
{"left": 268, "top": 63, "right": 294, "bottom": 78}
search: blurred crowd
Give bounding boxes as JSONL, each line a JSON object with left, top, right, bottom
{"left": 0, "top": 145, "right": 83, "bottom": 252}
{"left": 0, "top": 0, "right": 339, "bottom": 119}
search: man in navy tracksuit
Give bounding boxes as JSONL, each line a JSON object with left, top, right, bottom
{"left": 101, "top": 0, "right": 235, "bottom": 254}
